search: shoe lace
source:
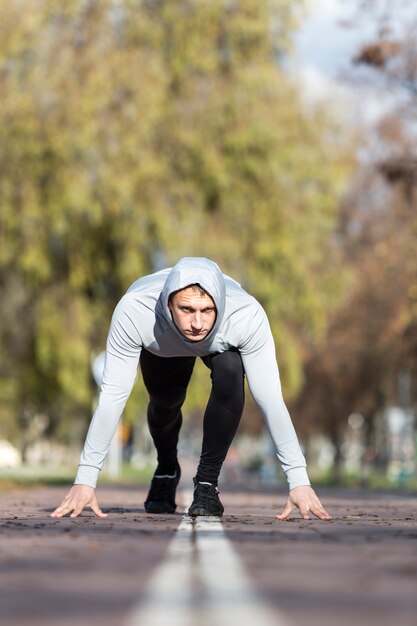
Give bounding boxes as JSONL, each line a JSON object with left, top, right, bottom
{"left": 196, "top": 483, "right": 216, "bottom": 506}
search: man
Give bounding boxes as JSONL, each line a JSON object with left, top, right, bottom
{"left": 51, "top": 257, "right": 331, "bottom": 521}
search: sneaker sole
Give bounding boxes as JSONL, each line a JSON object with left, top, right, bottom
{"left": 188, "top": 507, "right": 223, "bottom": 517}
{"left": 145, "top": 502, "right": 177, "bottom": 514}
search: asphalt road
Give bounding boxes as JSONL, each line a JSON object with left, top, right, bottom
{"left": 0, "top": 482, "right": 416, "bottom": 626}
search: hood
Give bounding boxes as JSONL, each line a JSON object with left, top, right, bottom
{"left": 161, "top": 257, "right": 226, "bottom": 340}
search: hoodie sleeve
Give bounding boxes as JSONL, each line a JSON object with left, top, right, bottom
{"left": 74, "top": 296, "right": 142, "bottom": 488}
{"left": 238, "top": 303, "right": 310, "bottom": 490}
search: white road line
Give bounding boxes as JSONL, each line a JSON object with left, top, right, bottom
{"left": 126, "top": 499, "right": 287, "bottom": 626}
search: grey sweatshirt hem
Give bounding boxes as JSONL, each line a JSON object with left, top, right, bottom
{"left": 285, "top": 466, "right": 311, "bottom": 490}
{"left": 74, "top": 465, "right": 100, "bottom": 489}
{"left": 74, "top": 463, "right": 311, "bottom": 492}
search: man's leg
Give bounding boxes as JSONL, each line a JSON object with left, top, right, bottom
{"left": 189, "top": 349, "right": 245, "bottom": 516}
{"left": 140, "top": 349, "right": 195, "bottom": 513}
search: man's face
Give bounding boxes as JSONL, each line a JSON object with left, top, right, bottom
{"left": 168, "top": 287, "right": 216, "bottom": 341}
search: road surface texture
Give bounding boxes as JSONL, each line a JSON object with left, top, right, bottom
{"left": 0, "top": 480, "right": 416, "bottom": 626}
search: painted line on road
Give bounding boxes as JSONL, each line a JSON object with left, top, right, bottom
{"left": 126, "top": 495, "right": 287, "bottom": 626}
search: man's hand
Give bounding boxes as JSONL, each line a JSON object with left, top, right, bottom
{"left": 50, "top": 484, "right": 108, "bottom": 519}
{"left": 276, "top": 485, "right": 332, "bottom": 521}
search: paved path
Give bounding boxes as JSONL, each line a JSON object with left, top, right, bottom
{"left": 0, "top": 484, "right": 416, "bottom": 626}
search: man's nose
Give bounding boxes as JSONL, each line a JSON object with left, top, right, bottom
{"left": 192, "top": 312, "right": 202, "bottom": 328}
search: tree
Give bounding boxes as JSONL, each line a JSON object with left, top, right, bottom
{"left": 0, "top": 0, "right": 352, "bottom": 453}
{"left": 290, "top": 0, "right": 417, "bottom": 472}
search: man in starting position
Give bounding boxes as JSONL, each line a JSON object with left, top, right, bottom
{"left": 52, "top": 257, "right": 331, "bottom": 521}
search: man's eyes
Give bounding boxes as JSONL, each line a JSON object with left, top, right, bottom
{"left": 179, "top": 307, "right": 214, "bottom": 313}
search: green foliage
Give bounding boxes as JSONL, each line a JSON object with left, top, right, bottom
{"left": 0, "top": 0, "right": 352, "bottom": 446}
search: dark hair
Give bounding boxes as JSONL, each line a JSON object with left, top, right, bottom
{"left": 168, "top": 283, "right": 210, "bottom": 304}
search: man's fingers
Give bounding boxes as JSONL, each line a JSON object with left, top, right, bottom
{"left": 311, "top": 505, "right": 332, "bottom": 521}
{"left": 276, "top": 490, "right": 332, "bottom": 521}
{"left": 50, "top": 485, "right": 106, "bottom": 519}
{"left": 69, "top": 495, "right": 107, "bottom": 518}
{"left": 307, "top": 495, "right": 332, "bottom": 520}
{"left": 51, "top": 497, "right": 85, "bottom": 519}
{"left": 70, "top": 504, "right": 84, "bottom": 518}
{"left": 50, "top": 501, "right": 72, "bottom": 518}
{"left": 90, "top": 499, "right": 108, "bottom": 518}
{"left": 276, "top": 500, "right": 294, "bottom": 520}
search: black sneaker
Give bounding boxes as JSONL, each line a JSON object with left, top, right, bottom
{"left": 144, "top": 463, "right": 181, "bottom": 514}
{"left": 188, "top": 481, "right": 224, "bottom": 517}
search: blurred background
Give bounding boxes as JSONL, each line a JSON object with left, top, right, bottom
{"left": 0, "top": 0, "right": 416, "bottom": 489}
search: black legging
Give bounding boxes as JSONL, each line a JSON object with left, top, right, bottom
{"left": 139, "top": 348, "right": 245, "bottom": 485}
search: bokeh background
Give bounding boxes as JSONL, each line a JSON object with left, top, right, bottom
{"left": 0, "top": 0, "right": 416, "bottom": 489}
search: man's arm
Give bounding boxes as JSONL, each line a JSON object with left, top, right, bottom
{"left": 51, "top": 296, "right": 142, "bottom": 518}
{"left": 239, "top": 304, "right": 331, "bottom": 520}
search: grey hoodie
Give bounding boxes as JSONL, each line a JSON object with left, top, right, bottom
{"left": 75, "top": 257, "right": 310, "bottom": 490}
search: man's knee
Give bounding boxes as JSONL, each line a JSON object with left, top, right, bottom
{"left": 149, "top": 392, "right": 186, "bottom": 413}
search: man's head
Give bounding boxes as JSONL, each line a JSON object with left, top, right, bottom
{"left": 168, "top": 284, "right": 217, "bottom": 341}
